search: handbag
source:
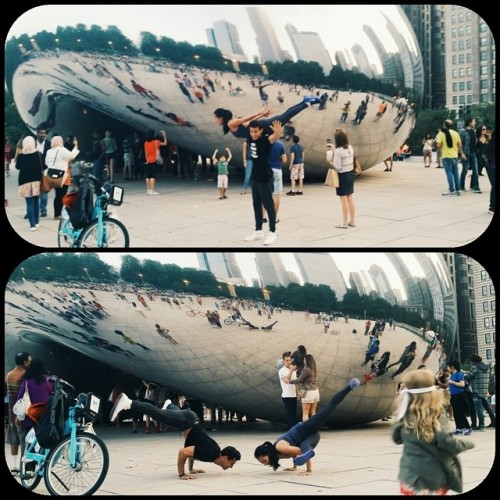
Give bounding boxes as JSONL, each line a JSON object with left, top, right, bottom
{"left": 41, "top": 174, "right": 53, "bottom": 193}
{"left": 13, "top": 381, "right": 31, "bottom": 421}
{"left": 324, "top": 168, "right": 339, "bottom": 188}
{"left": 353, "top": 156, "right": 362, "bottom": 176}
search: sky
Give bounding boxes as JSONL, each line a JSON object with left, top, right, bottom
{"left": 96, "top": 252, "right": 429, "bottom": 298}
{"left": 7, "top": 4, "right": 408, "bottom": 72}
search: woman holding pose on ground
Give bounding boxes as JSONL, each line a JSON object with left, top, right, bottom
{"left": 254, "top": 378, "right": 360, "bottom": 476}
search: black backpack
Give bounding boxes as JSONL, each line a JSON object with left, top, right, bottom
{"left": 69, "top": 178, "right": 95, "bottom": 230}
{"left": 35, "top": 382, "right": 66, "bottom": 449}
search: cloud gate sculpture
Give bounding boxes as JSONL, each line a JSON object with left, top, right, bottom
{"left": 5, "top": 257, "right": 456, "bottom": 427}
{"left": 8, "top": 5, "right": 422, "bottom": 178}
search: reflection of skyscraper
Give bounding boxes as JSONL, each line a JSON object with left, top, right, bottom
{"left": 368, "top": 263, "right": 396, "bottom": 305}
{"left": 293, "top": 252, "right": 347, "bottom": 300}
{"left": 246, "top": 6, "right": 285, "bottom": 63}
{"left": 285, "top": 23, "right": 333, "bottom": 74}
{"left": 349, "top": 271, "right": 367, "bottom": 295}
{"left": 254, "top": 253, "right": 290, "bottom": 287}
{"left": 351, "top": 43, "right": 373, "bottom": 78}
{"left": 197, "top": 253, "right": 243, "bottom": 281}
{"left": 207, "top": 20, "right": 247, "bottom": 62}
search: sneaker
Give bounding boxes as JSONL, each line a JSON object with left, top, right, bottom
{"left": 244, "top": 230, "right": 264, "bottom": 242}
{"left": 162, "top": 399, "right": 172, "bottom": 410}
{"left": 488, "top": 209, "right": 495, "bottom": 215}
{"left": 150, "top": 191, "right": 159, "bottom": 196}
{"left": 455, "top": 191, "right": 461, "bottom": 196}
{"left": 296, "top": 191, "right": 303, "bottom": 195}
{"left": 442, "top": 191, "right": 455, "bottom": 196}
{"left": 40, "top": 212, "right": 47, "bottom": 217}
{"left": 30, "top": 226, "right": 38, "bottom": 232}
{"left": 477, "top": 426, "right": 485, "bottom": 432}
{"left": 263, "top": 231, "right": 277, "bottom": 245}
{"left": 146, "top": 190, "right": 151, "bottom": 195}
{"left": 293, "top": 449, "right": 315, "bottom": 466}
{"left": 472, "top": 189, "right": 482, "bottom": 194}
{"left": 240, "top": 190, "right": 247, "bottom": 195}
{"left": 349, "top": 378, "right": 361, "bottom": 389}
{"left": 452, "top": 429, "right": 463, "bottom": 435}
{"left": 286, "top": 191, "right": 296, "bottom": 196}
{"left": 262, "top": 218, "right": 268, "bottom": 223}
{"left": 463, "top": 428, "right": 473, "bottom": 436}
{"left": 109, "top": 393, "right": 132, "bottom": 422}
{"left": 10, "top": 467, "right": 20, "bottom": 475}
{"left": 302, "top": 95, "right": 321, "bottom": 106}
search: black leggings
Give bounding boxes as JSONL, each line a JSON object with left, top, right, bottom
{"left": 259, "top": 101, "right": 308, "bottom": 135}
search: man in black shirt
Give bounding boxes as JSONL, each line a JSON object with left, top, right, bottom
{"left": 244, "top": 119, "right": 282, "bottom": 246}
{"left": 110, "top": 393, "right": 241, "bottom": 479}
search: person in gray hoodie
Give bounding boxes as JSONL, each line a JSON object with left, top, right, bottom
{"left": 466, "top": 354, "right": 495, "bottom": 430}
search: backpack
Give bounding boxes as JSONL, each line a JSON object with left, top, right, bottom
{"left": 35, "top": 382, "right": 66, "bottom": 449}
{"left": 67, "top": 178, "right": 95, "bottom": 230}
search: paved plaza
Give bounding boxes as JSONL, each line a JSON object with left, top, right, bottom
{"left": 4, "top": 156, "right": 494, "bottom": 249}
{"left": 7, "top": 416, "right": 494, "bottom": 495}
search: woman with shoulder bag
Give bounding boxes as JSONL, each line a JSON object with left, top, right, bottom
{"left": 15, "top": 136, "right": 44, "bottom": 231}
{"left": 326, "top": 128, "right": 356, "bottom": 229}
{"left": 44, "top": 135, "right": 79, "bottom": 219}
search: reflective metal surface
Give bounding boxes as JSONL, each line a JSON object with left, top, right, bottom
{"left": 8, "top": 5, "right": 422, "bottom": 177}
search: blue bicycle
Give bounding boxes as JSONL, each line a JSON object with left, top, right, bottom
{"left": 20, "top": 378, "right": 109, "bottom": 495}
{"left": 57, "top": 174, "right": 129, "bottom": 248}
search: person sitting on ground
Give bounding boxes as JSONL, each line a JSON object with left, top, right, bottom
{"left": 110, "top": 394, "right": 241, "bottom": 479}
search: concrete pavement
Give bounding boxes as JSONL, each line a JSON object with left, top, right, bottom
{"left": 4, "top": 156, "right": 494, "bottom": 248}
{"left": 8, "top": 417, "right": 495, "bottom": 495}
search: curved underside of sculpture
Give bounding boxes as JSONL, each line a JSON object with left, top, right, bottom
{"left": 5, "top": 279, "right": 442, "bottom": 426}
{"left": 11, "top": 50, "right": 416, "bottom": 178}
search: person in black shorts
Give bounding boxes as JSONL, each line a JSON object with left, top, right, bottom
{"left": 109, "top": 393, "right": 241, "bottom": 479}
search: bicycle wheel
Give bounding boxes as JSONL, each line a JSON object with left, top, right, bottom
{"left": 197, "top": 311, "right": 207, "bottom": 317}
{"left": 186, "top": 311, "right": 195, "bottom": 317}
{"left": 57, "top": 218, "right": 78, "bottom": 248}
{"left": 44, "top": 432, "right": 109, "bottom": 496}
{"left": 20, "top": 458, "right": 43, "bottom": 491}
{"left": 77, "top": 217, "right": 129, "bottom": 248}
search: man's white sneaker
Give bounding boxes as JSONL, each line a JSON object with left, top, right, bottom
{"left": 109, "top": 393, "right": 132, "bottom": 422}
{"left": 263, "top": 232, "right": 277, "bottom": 245}
{"left": 244, "top": 230, "right": 264, "bottom": 242}
{"left": 150, "top": 191, "right": 159, "bottom": 196}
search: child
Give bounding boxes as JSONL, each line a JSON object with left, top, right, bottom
{"left": 212, "top": 147, "right": 232, "bottom": 200}
{"left": 392, "top": 368, "right": 474, "bottom": 495}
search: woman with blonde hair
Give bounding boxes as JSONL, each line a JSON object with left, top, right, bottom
{"left": 392, "top": 368, "right": 474, "bottom": 495}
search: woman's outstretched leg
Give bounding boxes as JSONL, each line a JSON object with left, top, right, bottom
{"left": 260, "top": 97, "right": 321, "bottom": 133}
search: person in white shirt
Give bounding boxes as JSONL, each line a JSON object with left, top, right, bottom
{"left": 278, "top": 351, "right": 298, "bottom": 429}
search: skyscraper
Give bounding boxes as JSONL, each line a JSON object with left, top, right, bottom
{"left": 246, "top": 6, "right": 285, "bottom": 63}
{"left": 285, "top": 23, "right": 333, "bottom": 75}
{"left": 368, "top": 263, "right": 397, "bottom": 305}
{"left": 254, "top": 253, "right": 290, "bottom": 287}
{"left": 208, "top": 20, "right": 247, "bottom": 62}
{"left": 196, "top": 253, "right": 244, "bottom": 282}
{"left": 293, "top": 252, "right": 347, "bottom": 300}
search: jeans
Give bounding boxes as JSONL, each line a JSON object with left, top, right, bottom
{"left": 472, "top": 394, "right": 496, "bottom": 427}
{"left": 460, "top": 153, "right": 479, "bottom": 190}
{"left": 26, "top": 196, "right": 40, "bottom": 227}
{"left": 279, "top": 384, "right": 353, "bottom": 453}
{"left": 281, "top": 397, "right": 298, "bottom": 429}
{"left": 443, "top": 157, "right": 460, "bottom": 193}
{"left": 93, "top": 159, "right": 105, "bottom": 182}
{"left": 486, "top": 163, "right": 495, "bottom": 210}
{"left": 131, "top": 400, "right": 198, "bottom": 431}
{"left": 242, "top": 159, "right": 253, "bottom": 189}
{"left": 39, "top": 192, "right": 48, "bottom": 214}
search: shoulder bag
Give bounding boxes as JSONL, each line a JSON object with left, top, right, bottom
{"left": 13, "top": 380, "right": 31, "bottom": 421}
{"left": 353, "top": 156, "right": 362, "bottom": 176}
{"left": 325, "top": 168, "right": 339, "bottom": 188}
